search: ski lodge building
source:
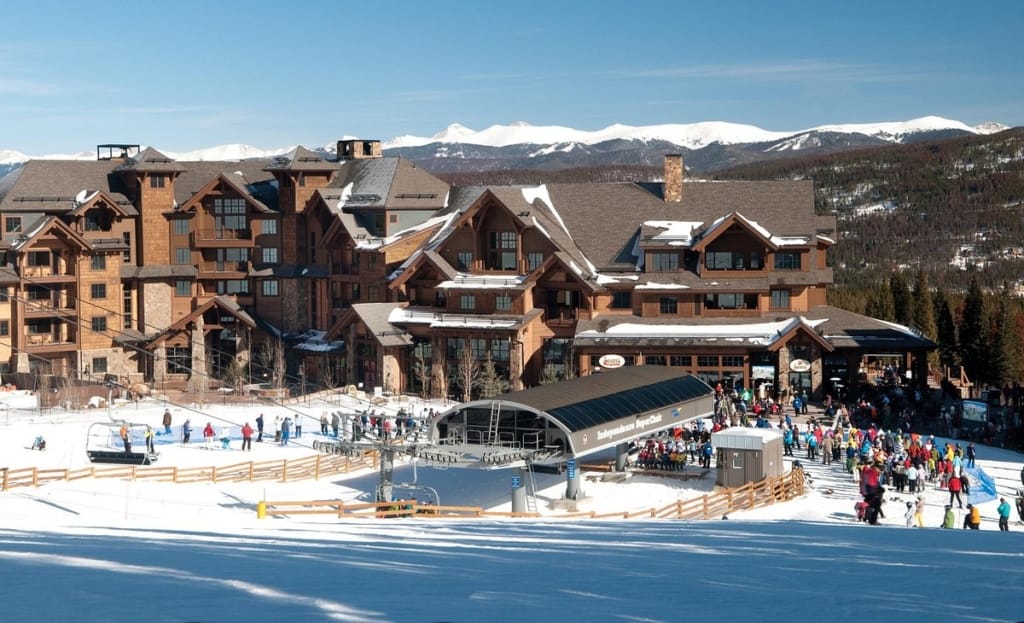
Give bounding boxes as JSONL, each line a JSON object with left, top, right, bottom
{"left": 0, "top": 142, "right": 933, "bottom": 400}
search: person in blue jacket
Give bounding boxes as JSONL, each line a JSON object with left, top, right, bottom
{"left": 996, "top": 497, "right": 1011, "bottom": 531}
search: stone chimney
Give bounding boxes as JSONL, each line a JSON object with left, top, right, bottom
{"left": 663, "top": 154, "right": 683, "bottom": 203}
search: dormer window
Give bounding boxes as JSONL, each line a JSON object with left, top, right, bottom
{"left": 84, "top": 210, "right": 112, "bottom": 232}
{"left": 487, "top": 231, "right": 516, "bottom": 270}
{"left": 648, "top": 252, "right": 679, "bottom": 272}
{"left": 5, "top": 217, "right": 21, "bottom": 233}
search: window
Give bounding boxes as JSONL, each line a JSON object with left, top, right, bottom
{"left": 166, "top": 346, "right": 190, "bottom": 374}
{"left": 611, "top": 291, "right": 632, "bottom": 309}
{"left": 261, "top": 219, "right": 277, "bottom": 235}
{"left": 350, "top": 283, "right": 361, "bottom": 302}
{"left": 91, "top": 255, "right": 106, "bottom": 270}
{"left": 122, "top": 232, "right": 131, "bottom": 262}
{"left": 771, "top": 289, "right": 791, "bottom": 310}
{"left": 645, "top": 355, "right": 667, "bottom": 366}
{"left": 91, "top": 316, "right": 107, "bottom": 332}
{"left": 216, "top": 248, "right": 248, "bottom": 269}
{"left": 648, "top": 252, "right": 679, "bottom": 271}
{"left": 175, "top": 280, "right": 191, "bottom": 297}
{"left": 495, "top": 294, "right": 512, "bottom": 311}
{"left": 5, "top": 217, "right": 21, "bottom": 233}
{"left": 84, "top": 211, "right": 111, "bottom": 232}
{"left": 774, "top": 251, "right": 801, "bottom": 270}
{"left": 471, "top": 338, "right": 488, "bottom": 360}
{"left": 670, "top": 355, "right": 691, "bottom": 367}
{"left": 704, "top": 292, "right": 758, "bottom": 310}
{"left": 456, "top": 251, "right": 474, "bottom": 271}
{"left": 90, "top": 283, "right": 107, "bottom": 299}
{"left": 697, "top": 355, "right": 719, "bottom": 367}
{"left": 215, "top": 280, "right": 249, "bottom": 295}
{"left": 173, "top": 220, "right": 190, "bottom": 236}
{"left": 491, "top": 339, "right": 510, "bottom": 362}
{"left": 487, "top": 231, "right": 517, "bottom": 270}
{"left": 659, "top": 296, "right": 678, "bottom": 315}
{"left": 262, "top": 247, "right": 279, "bottom": 264}
{"left": 28, "top": 251, "right": 49, "bottom": 266}
{"left": 91, "top": 357, "right": 108, "bottom": 374}
{"left": 374, "top": 213, "right": 386, "bottom": 235}
{"left": 0, "top": 287, "right": 7, "bottom": 302}
{"left": 213, "top": 198, "right": 246, "bottom": 231}
{"left": 389, "top": 214, "right": 398, "bottom": 224}
{"left": 150, "top": 174, "right": 165, "bottom": 188}
{"left": 527, "top": 252, "right": 545, "bottom": 271}
{"left": 175, "top": 248, "right": 190, "bottom": 265}
{"left": 722, "top": 355, "right": 745, "bottom": 367}
{"left": 28, "top": 320, "right": 51, "bottom": 334}
{"left": 0, "top": 320, "right": 8, "bottom": 336}
{"left": 262, "top": 280, "right": 279, "bottom": 296}
{"left": 459, "top": 295, "right": 475, "bottom": 310}
{"left": 123, "top": 286, "right": 132, "bottom": 329}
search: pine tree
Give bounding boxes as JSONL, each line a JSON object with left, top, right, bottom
{"left": 865, "top": 283, "right": 894, "bottom": 321}
{"left": 889, "top": 272, "right": 912, "bottom": 326}
{"left": 910, "top": 270, "right": 938, "bottom": 367}
{"left": 539, "top": 364, "right": 560, "bottom": 385}
{"left": 988, "top": 294, "right": 1016, "bottom": 385}
{"left": 478, "top": 354, "right": 508, "bottom": 398}
{"left": 958, "top": 277, "right": 988, "bottom": 385}
{"left": 933, "top": 287, "right": 958, "bottom": 370}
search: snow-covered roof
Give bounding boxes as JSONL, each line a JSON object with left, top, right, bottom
{"left": 437, "top": 274, "right": 527, "bottom": 290}
{"left": 387, "top": 307, "right": 521, "bottom": 330}
{"left": 576, "top": 316, "right": 827, "bottom": 347}
{"left": 643, "top": 220, "right": 703, "bottom": 246}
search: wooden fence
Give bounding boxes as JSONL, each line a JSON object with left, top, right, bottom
{"left": 0, "top": 451, "right": 378, "bottom": 492}
{"left": 259, "top": 467, "right": 807, "bottom": 521}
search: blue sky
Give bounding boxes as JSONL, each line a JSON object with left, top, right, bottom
{"left": 2, "top": 0, "right": 1021, "bottom": 154}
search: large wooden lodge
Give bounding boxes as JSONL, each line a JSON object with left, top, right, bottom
{"left": 0, "top": 141, "right": 933, "bottom": 399}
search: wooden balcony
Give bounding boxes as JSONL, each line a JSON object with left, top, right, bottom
{"left": 24, "top": 334, "right": 78, "bottom": 353}
{"left": 24, "top": 299, "right": 77, "bottom": 318}
{"left": 191, "top": 228, "right": 254, "bottom": 248}
{"left": 21, "top": 266, "right": 76, "bottom": 282}
{"left": 545, "top": 306, "right": 578, "bottom": 326}
{"left": 197, "top": 261, "right": 249, "bottom": 278}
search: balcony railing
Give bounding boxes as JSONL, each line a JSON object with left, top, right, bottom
{"left": 198, "top": 261, "right": 249, "bottom": 274}
{"left": 25, "top": 299, "right": 76, "bottom": 314}
{"left": 545, "top": 306, "right": 578, "bottom": 326}
{"left": 194, "top": 228, "right": 252, "bottom": 241}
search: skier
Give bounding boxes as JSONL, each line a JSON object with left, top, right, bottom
{"left": 182, "top": 419, "right": 192, "bottom": 444}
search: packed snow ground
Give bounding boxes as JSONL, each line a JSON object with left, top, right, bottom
{"left": 2, "top": 394, "right": 1023, "bottom": 622}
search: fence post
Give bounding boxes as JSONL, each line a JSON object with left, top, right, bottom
{"left": 32, "top": 468, "right": 38, "bottom": 487}
{"left": 314, "top": 454, "right": 321, "bottom": 480}
{"left": 248, "top": 462, "right": 254, "bottom": 481}
{"left": 2, "top": 468, "right": 7, "bottom": 491}
{"left": 282, "top": 459, "right": 288, "bottom": 483}
{"left": 172, "top": 466, "right": 178, "bottom": 483}
{"left": 211, "top": 466, "right": 217, "bottom": 482}
{"left": 702, "top": 494, "right": 709, "bottom": 519}
{"left": 676, "top": 499, "right": 683, "bottom": 518}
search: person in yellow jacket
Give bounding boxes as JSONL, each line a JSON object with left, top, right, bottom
{"left": 962, "top": 503, "right": 981, "bottom": 529}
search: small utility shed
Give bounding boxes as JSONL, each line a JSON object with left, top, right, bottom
{"left": 711, "top": 427, "right": 784, "bottom": 487}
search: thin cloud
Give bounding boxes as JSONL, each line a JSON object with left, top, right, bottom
{"left": 622, "top": 60, "right": 945, "bottom": 84}
{"left": 0, "top": 76, "right": 61, "bottom": 96}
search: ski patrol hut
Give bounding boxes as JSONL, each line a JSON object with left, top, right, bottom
{"left": 711, "top": 427, "right": 783, "bottom": 487}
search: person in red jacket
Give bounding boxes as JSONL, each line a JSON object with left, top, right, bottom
{"left": 203, "top": 422, "right": 216, "bottom": 449}
{"left": 948, "top": 473, "right": 963, "bottom": 508}
{"left": 241, "top": 422, "right": 253, "bottom": 451}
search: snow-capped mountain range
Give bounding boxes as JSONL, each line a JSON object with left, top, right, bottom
{"left": 0, "top": 116, "right": 1012, "bottom": 177}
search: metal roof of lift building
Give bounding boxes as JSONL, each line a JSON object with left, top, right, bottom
{"left": 426, "top": 367, "right": 716, "bottom": 465}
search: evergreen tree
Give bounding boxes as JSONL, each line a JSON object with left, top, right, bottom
{"left": 933, "top": 287, "right": 958, "bottom": 370}
{"left": 889, "top": 272, "right": 912, "bottom": 326}
{"left": 958, "top": 277, "right": 988, "bottom": 385}
{"left": 478, "top": 354, "right": 508, "bottom": 398}
{"left": 910, "top": 270, "right": 938, "bottom": 367}
{"left": 539, "top": 364, "right": 560, "bottom": 385}
{"left": 988, "top": 294, "right": 1016, "bottom": 385}
{"left": 864, "top": 283, "right": 894, "bottom": 321}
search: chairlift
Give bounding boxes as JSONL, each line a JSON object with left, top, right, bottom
{"left": 85, "top": 421, "right": 157, "bottom": 465}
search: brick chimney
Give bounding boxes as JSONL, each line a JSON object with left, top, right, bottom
{"left": 663, "top": 154, "right": 683, "bottom": 203}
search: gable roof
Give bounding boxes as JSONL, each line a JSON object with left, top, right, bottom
{"left": 145, "top": 296, "right": 256, "bottom": 349}
{"left": 326, "top": 302, "right": 411, "bottom": 346}
{"left": 115, "top": 147, "right": 187, "bottom": 173}
{"left": 178, "top": 173, "right": 274, "bottom": 214}
{"left": 329, "top": 157, "right": 449, "bottom": 212}
{"left": 546, "top": 179, "right": 835, "bottom": 272}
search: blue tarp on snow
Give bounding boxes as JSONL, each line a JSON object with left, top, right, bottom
{"left": 966, "top": 467, "right": 998, "bottom": 506}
